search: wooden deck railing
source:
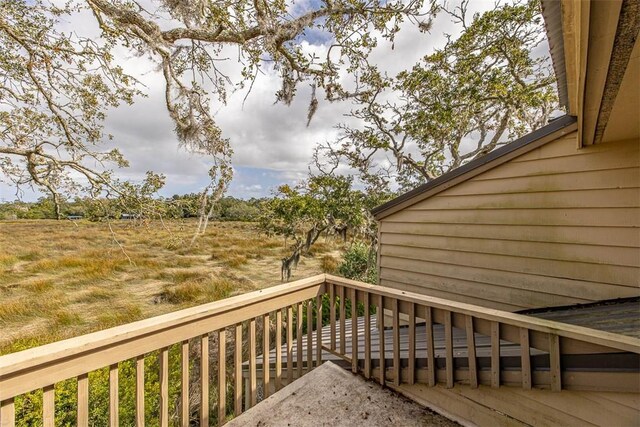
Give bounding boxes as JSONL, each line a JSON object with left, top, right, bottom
{"left": 1, "top": 274, "right": 638, "bottom": 426}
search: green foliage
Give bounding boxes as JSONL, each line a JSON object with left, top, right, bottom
{"left": 338, "top": 243, "right": 377, "bottom": 285}
{"left": 319, "top": 0, "right": 558, "bottom": 193}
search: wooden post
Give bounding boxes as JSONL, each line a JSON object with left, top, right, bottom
{"left": 160, "top": 347, "right": 169, "bottom": 427}
{"left": 234, "top": 324, "right": 243, "bottom": 416}
{"left": 408, "top": 303, "right": 415, "bottom": 385}
{"left": 444, "top": 311, "right": 454, "bottom": 389}
{"left": 0, "top": 398, "right": 15, "bottom": 427}
{"left": 109, "top": 364, "right": 119, "bottom": 427}
{"left": 307, "top": 300, "right": 313, "bottom": 373}
{"left": 549, "top": 333, "right": 562, "bottom": 392}
{"left": 218, "top": 330, "right": 226, "bottom": 425}
{"left": 393, "top": 298, "right": 400, "bottom": 387}
{"left": 78, "top": 374, "right": 89, "bottom": 427}
{"left": 351, "top": 288, "right": 358, "bottom": 374}
{"left": 316, "top": 295, "right": 323, "bottom": 367}
{"left": 364, "top": 292, "right": 371, "bottom": 379}
{"left": 466, "top": 316, "right": 478, "bottom": 389}
{"left": 249, "top": 318, "right": 257, "bottom": 407}
{"left": 263, "top": 314, "right": 270, "bottom": 399}
{"left": 275, "top": 311, "right": 282, "bottom": 390}
{"left": 297, "top": 302, "right": 303, "bottom": 378}
{"left": 201, "top": 335, "right": 210, "bottom": 427}
{"left": 137, "top": 355, "right": 146, "bottom": 427}
{"left": 425, "top": 307, "right": 435, "bottom": 387}
{"left": 287, "top": 306, "right": 293, "bottom": 384}
{"left": 378, "top": 294, "right": 385, "bottom": 386}
{"left": 339, "top": 286, "right": 346, "bottom": 355}
{"left": 330, "top": 283, "right": 336, "bottom": 351}
{"left": 520, "top": 328, "right": 531, "bottom": 390}
{"left": 181, "top": 342, "right": 189, "bottom": 427}
{"left": 491, "top": 322, "right": 500, "bottom": 389}
{"left": 43, "top": 384, "right": 54, "bottom": 427}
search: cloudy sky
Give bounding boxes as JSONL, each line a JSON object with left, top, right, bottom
{"left": 0, "top": 1, "right": 527, "bottom": 202}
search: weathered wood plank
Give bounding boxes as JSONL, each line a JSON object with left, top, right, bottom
{"left": 351, "top": 288, "right": 358, "bottom": 374}
{"left": 444, "top": 311, "right": 454, "bottom": 388}
{"left": 234, "top": 324, "right": 243, "bottom": 416}
{"left": 218, "top": 330, "right": 226, "bottom": 425}
{"left": 249, "top": 319, "right": 257, "bottom": 407}
{"left": 491, "top": 322, "right": 500, "bottom": 388}
{"left": 0, "top": 399, "right": 15, "bottom": 427}
{"left": 263, "top": 314, "right": 270, "bottom": 399}
{"left": 466, "top": 316, "right": 478, "bottom": 389}
{"left": 307, "top": 300, "right": 313, "bottom": 373}
{"left": 393, "top": 298, "right": 401, "bottom": 386}
{"left": 287, "top": 306, "right": 293, "bottom": 384}
{"left": 43, "top": 385, "right": 54, "bottom": 427}
{"left": 160, "top": 347, "right": 169, "bottom": 427}
{"left": 109, "top": 364, "right": 118, "bottom": 427}
{"left": 364, "top": 292, "right": 371, "bottom": 379}
{"left": 520, "top": 328, "right": 531, "bottom": 390}
{"left": 297, "top": 302, "right": 303, "bottom": 378}
{"left": 330, "top": 283, "right": 336, "bottom": 351}
{"left": 425, "top": 306, "right": 435, "bottom": 387}
{"left": 201, "top": 334, "right": 209, "bottom": 427}
{"left": 378, "top": 295, "right": 385, "bottom": 386}
{"left": 550, "top": 334, "right": 562, "bottom": 391}
{"left": 408, "top": 303, "right": 416, "bottom": 385}
{"left": 316, "top": 295, "right": 323, "bottom": 368}
{"left": 339, "top": 286, "right": 346, "bottom": 355}
{"left": 137, "top": 355, "right": 146, "bottom": 427}
{"left": 78, "top": 374, "right": 89, "bottom": 427}
{"left": 275, "top": 311, "right": 282, "bottom": 391}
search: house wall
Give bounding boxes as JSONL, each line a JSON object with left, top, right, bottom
{"left": 378, "top": 132, "right": 640, "bottom": 311}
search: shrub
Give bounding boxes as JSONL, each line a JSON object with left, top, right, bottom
{"left": 337, "top": 243, "right": 377, "bottom": 284}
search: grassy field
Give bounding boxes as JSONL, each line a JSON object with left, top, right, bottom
{"left": 0, "top": 219, "right": 342, "bottom": 355}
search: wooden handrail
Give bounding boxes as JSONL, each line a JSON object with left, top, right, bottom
{"left": 0, "top": 273, "right": 637, "bottom": 426}
{"left": 0, "top": 274, "right": 325, "bottom": 401}
{"left": 324, "top": 275, "right": 640, "bottom": 354}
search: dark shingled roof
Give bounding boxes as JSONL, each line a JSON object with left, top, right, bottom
{"left": 371, "top": 114, "right": 577, "bottom": 219}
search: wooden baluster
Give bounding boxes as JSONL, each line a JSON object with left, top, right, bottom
{"left": 109, "top": 364, "right": 119, "bottom": 427}
{"left": 316, "top": 295, "right": 323, "bottom": 367}
{"left": 466, "top": 316, "right": 478, "bottom": 389}
{"left": 181, "top": 341, "right": 190, "bottom": 427}
{"left": 275, "top": 310, "right": 282, "bottom": 390}
{"left": 78, "top": 374, "right": 89, "bottom": 427}
{"left": 160, "top": 347, "right": 169, "bottom": 427}
{"left": 43, "top": 384, "right": 54, "bottom": 427}
{"left": 364, "top": 292, "right": 371, "bottom": 379}
{"left": 307, "top": 300, "right": 313, "bottom": 373}
{"left": 234, "top": 324, "right": 243, "bottom": 416}
{"left": 377, "top": 294, "right": 385, "bottom": 386}
{"left": 287, "top": 306, "right": 293, "bottom": 384}
{"left": 330, "top": 283, "right": 336, "bottom": 351}
{"left": 491, "top": 321, "right": 500, "bottom": 388}
{"left": 201, "top": 334, "right": 210, "bottom": 427}
{"left": 1, "top": 398, "right": 15, "bottom": 427}
{"left": 297, "top": 302, "right": 303, "bottom": 378}
{"left": 249, "top": 319, "right": 257, "bottom": 407}
{"left": 137, "top": 355, "right": 146, "bottom": 427}
{"left": 408, "top": 303, "right": 416, "bottom": 385}
{"left": 520, "top": 328, "right": 531, "bottom": 390}
{"left": 339, "top": 286, "right": 346, "bottom": 355}
{"left": 218, "top": 330, "right": 226, "bottom": 425}
{"left": 549, "top": 334, "right": 562, "bottom": 392}
{"left": 351, "top": 288, "right": 358, "bottom": 374}
{"left": 425, "top": 307, "right": 435, "bottom": 387}
{"left": 444, "top": 311, "right": 454, "bottom": 388}
{"left": 263, "top": 314, "right": 271, "bottom": 399}
{"left": 393, "top": 298, "right": 400, "bottom": 386}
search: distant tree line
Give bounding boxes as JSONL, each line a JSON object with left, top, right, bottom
{"left": 0, "top": 195, "right": 264, "bottom": 222}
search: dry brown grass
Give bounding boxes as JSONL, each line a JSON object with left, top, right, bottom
{"left": 0, "top": 219, "right": 345, "bottom": 354}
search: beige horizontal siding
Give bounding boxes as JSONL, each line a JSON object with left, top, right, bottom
{"left": 379, "top": 133, "right": 640, "bottom": 310}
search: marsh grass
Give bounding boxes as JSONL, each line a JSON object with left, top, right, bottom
{"left": 0, "top": 219, "right": 344, "bottom": 354}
